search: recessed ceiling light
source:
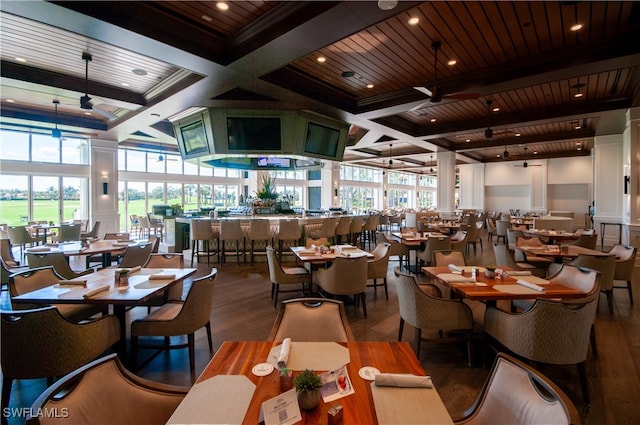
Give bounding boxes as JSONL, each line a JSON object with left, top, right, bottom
{"left": 575, "top": 125, "right": 582, "bottom": 130}
{"left": 317, "top": 57, "right": 326, "bottom": 63}
{"left": 6, "top": 99, "right": 15, "bottom": 103}
{"left": 121, "top": 82, "right": 130, "bottom": 87}
{"left": 15, "top": 57, "right": 27, "bottom": 63}
{"left": 132, "top": 68, "right": 147, "bottom": 76}
{"left": 366, "top": 84, "right": 374, "bottom": 89}
{"left": 408, "top": 17, "right": 419, "bottom": 25}
{"left": 570, "top": 24, "right": 583, "bottom": 31}
{"left": 515, "top": 133, "right": 521, "bottom": 137}
{"left": 534, "top": 151, "right": 538, "bottom": 155}
{"left": 430, "top": 118, "right": 437, "bottom": 123}
{"left": 497, "top": 154, "right": 501, "bottom": 158}
{"left": 447, "top": 59, "right": 457, "bottom": 66}
{"left": 574, "top": 92, "right": 583, "bottom": 98}
{"left": 84, "top": 112, "right": 92, "bottom": 116}
{"left": 465, "top": 139, "right": 470, "bottom": 143}
{"left": 216, "top": 2, "right": 229, "bottom": 11}
{"left": 492, "top": 107, "right": 500, "bottom": 112}
{"left": 201, "top": 14, "right": 212, "bottom": 22}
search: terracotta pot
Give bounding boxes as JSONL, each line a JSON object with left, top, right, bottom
{"left": 297, "top": 389, "right": 320, "bottom": 410}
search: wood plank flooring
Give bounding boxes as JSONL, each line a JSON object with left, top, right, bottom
{"left": 3, "top": 231, "right": 640, "bottom": 425}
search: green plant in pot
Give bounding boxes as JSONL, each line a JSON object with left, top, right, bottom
{"left": 485, "top": 265, "right": 496, "bottom": 279}
{"left": 293, "top": 369, "right": 323, "bottom": 410}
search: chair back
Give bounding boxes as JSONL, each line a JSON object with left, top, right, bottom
{"left": 454, "top": 353, "right": 580, "bottom": 425}
{"left": 486, "top": 218, "right": 497, "bottom": 232}
{"left": 362, "top": 214, "right": 379, "bottom": 231}
{"left": 82, "top": 221, "right": 101, "bottom": 238}
{"left": 418, "top": 236, "right": 451, "bottom": 265}
{"left": 266, "top": 246, "right": 289, "bottom": 284}
{"left": 268, "top": 298, "right": 354, "bottom": 342}
{"left": 496, "top": 220, "right": 510, "bottom": 237}
{"left": 118, "top": 243, "right": 154, "bottom": 268}
{"left": 219, "top": 220, "right": 244, "bottom": 241}
{"left": 451, "top": 231, "right": 468, "bottom": 253}
{"left": 433, "top": 250, "right": 466, "bottom": 267}
{"left": 25, "top": 354, "right": 187, "bottom": 425}
{"left": 569, "top": 254, "right": 616, "bottom": 291}
{"left": 26, "top": 252, "right": 81, "bottom": 280}
{"left": 167, "top": 269, "right": 217, "bottom": 332}
{"left": 367, "top": 242, "right": 390, "bottom": 279}
{"left": 375, "top": 232, "right": 408, "bottom": 258}
{"left": 7, "top": 226, "right": 36, "bottom": 244}
{"left": 277, "top": 219, "right": 301, "bottom": 240}
{"left": 493, "top": 243, "right": 520, "bottom": 269}
{"left": 507, "top": 229, "right": 524, "bottom": 246}
{"left": 1, "top": 306, "right": 120, "bottom": 381}
{"left": 318, "top": 256, "right": 367, "bottom": 295}
{"left": 305, "top": 238, "right": 328, "bottom": 248}
{"left": 56, "top": 224, "right": 82, "bottom": 242}
{"left": 573, "top": 234, "right": 597, "bottom": 249}
{"left": 190, "top": 220, "right": 216, "bottom": 241}
{"left": 248, "top": 219, "right": 272, "bottom": 240}
{"left": 547, "top": 264, "right": 600, "bottom": 297}
{"left": 335, "top": 216, "right": 352, "bottom": 237}
{"left": 144, "top": 253, "right": 184, "bottom": 268}
{"left": 607, "top": 244, "right": 637, "bottom": 280}
{"left": 316, "top": 217, "right": 338, "bottom": 238}
{"left": 147, "top": 235, "right": 160, "bottom": 253}
{"left": 1, "top": 239, "right": 19, "bottom": 267}
{"left": 348, "top": 216, "right": 364, "bottom": 234}
{"left": 9, "top": 266, "right": 63, "bottom": 297}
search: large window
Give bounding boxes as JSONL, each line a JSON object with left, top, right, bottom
{"left": 0, "top": 175, "right": 29, "bottom": 225}
{"left": 0, "top": 130, "right": 88, "bottom": 164}
{"left": 418, "top": 175, "right": 437, "bottom": 209}
{"left": 340, "top": 186, "right": 378, "bottom": 213}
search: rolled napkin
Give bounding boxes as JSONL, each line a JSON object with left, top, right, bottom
{"left": 56, "top": 280, "right": 87, "bottom": 287}
{"left": 117, "top": 239, "right": 134, "bottom": 243}
{"left": 448, "top": 264, "right": 463, "bottom": 273}
{"left": 83, "top": 284, "right": 110, "bottom": 298}
{"left": 125, "top": 265, "right": 142, "bottom": 274}
{"left": 111, "top": 243, "right": 129, "bottom": 248}
{"left": 27, "top": 246, "right": 50, "bottom": 252}
{"left": 149, "top": 273, "right": 176, "bottom": 280}
{"left": 517, "top": 279, "right": 545, "bottom": 292}
{"left": 374, "top": 373, "right": 432, "bottom": 388}
{"left": 277, "top": 337, "right": 291, "bottom": 369}
{"left": 505, "top": 271, "right": 532, "bottom": 276}
{"left": 299, "top": 249, "right": 317, "bottom": 255}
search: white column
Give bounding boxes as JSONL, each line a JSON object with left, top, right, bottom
{"left": 593, "top": 134, "right": 624, "bottom": 247}
{"left": 321, "top": 163, "right": 340, "bottom": 209}
{"left": 625, "top": 107, "right": 640, "bottom": 263}
{"left": 436, "top": 151, "right": 456, "bottom": 216}
{"left": 458, "top": 163, "right": 485, "bottom": 211}
{"left": 90, "top": 139, "right": 119, "bottom": 234}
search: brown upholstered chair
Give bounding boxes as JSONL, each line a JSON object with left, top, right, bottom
{"left": 131, "top": 269, "right": 217, "bottom": 379}
{"left": 144, "top": 253, "right": 185, "bottom": 301}
{"left": 247, "top": 219, "right": 273, "bottom": 264}
{"left": 493, "top": 243, "right": 543, "bottom": 277}
{"left": 607, "top": 244, "right": 637, "bottom": 304}
{"left": 572, "top": 234, "right": 598, "bottom": 250}
{"left": 26, "top": 252, "right": 94, "bottom": 280}
{"left": 219, "top": 219, "right": 245, "bottom": 265}
{"left": 118, "top": 242, "right": 154, "bottom": 268}
{"left": 307, "top": 217, "right": 337, "bottom": 245}
{"left": 25, "top": 353, "right": 188, "bottom": 425}
{"left": 52, "top": 223, "right": 81, "bottom": 242}
{"left": 0, "top": 238, "right": 20, "bottom": 268}
{"left": 394, "top": 268, "right": 474, "bottom": 363}
{"left": 452, "top": 352, "right": 580, "bottom": 425}
{"left": 417, "top": 236, "right": 451, "bottom": 267}
{"left": 334, "top": 216, "right": 352, "bottom": 244}
{"left": 317, "top": 256, "right": 368, "bottom": 317}
{"left": 276, "top": 219, "right": 301, "bottom": 262}
{"left": 80, "top": 221, "right": 101, "bottom": 239}
{"left": 376, "top": 231, "right": 409, "bottom": 270}
{"left": 366, "top": 242, "right": 391, "bottom": 299}
{"left": 433, "top": 250, "right": 467, "bottom": 267}
{"left": 268, "top": 298, "right": 354, "bottom": 343}
{"left": 266, "top": 247, "right": 310, "bottom": 308}
{"left": 190, "top": 219, "right": 218, "bottom": 267}
{"left": 484, "top": 266, "right": 600, "bottom": 404}
{"left": 8, "top": 266, "right": 105, "bottom": 322}
{"left": 1, "top": 306, "right": 120, "bottom": 417}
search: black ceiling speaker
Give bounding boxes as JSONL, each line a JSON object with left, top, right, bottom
{"left": 51, "top": 99, "right": 61, "bottom": 139}
{"left": 80, "top": 52, "right": 93, "bottom": 110}
{"left": 503, "top": 147, "right": 509, "bottom": 158}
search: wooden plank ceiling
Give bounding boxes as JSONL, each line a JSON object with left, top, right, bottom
{"left": 0, "top": 1, "right": 638, "bottom": 172}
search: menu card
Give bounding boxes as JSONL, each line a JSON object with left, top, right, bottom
{"left": 319, "top": 365, "right": 355, "bottom": 403}
{"left": 260, "top": 389, "right": 302, "bottom": 425}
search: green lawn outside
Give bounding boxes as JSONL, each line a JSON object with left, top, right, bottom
{"left": 0, "top": 200, "right": 80, "bottom": 226}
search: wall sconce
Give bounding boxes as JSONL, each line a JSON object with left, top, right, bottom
{"left": 334, "top": 188, "right": 338, "bottom": 197}
{"left": 102, "top": 175, "right": 108, "bottom": 195}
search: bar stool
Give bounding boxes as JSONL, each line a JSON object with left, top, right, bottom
{"left": 360, "top": 214, "right": 379, "bottom": 250}
{"left": 348, "top": 216, "right": 364, "bottom": 246}
{"left": 219, "top": 220, "right": 245, "bottom": 265}
{"left": 334, "top": 216, "right": 352, "bottom": 244}
{"left": 190, "top": 219, "right": 218, "bottom": 267}
{"left": 307, "top": 217, "right": 337, "bottom": 245}
{"left": 276, "top": 219, "right": 301, "bottom": 262}
{"left": 247, "top": 219, "right": 273, "bottom": 264}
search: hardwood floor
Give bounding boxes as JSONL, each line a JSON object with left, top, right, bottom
{"left": 3, "top": 231, "right": 640, "bottom": 424}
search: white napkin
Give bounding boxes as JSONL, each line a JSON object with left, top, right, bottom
{"left": 505, "top": 271, "right": 532, "bottom": 276}
{"left": 56, "top": 280, "right": 87, "bottom": 287}
{"left": 517, "top": 279, "right": 545, "bottom": 292}
{"left": 277, "top": 337, "right": 291, "bottom": 369}
{"left": 149, "top": 273, "right": 176, "bottom": 280}
{"left": 448, "top": 264, "right": 463, "bottom": 273}
{"left": 299, "top": 249, "right": 316, "bottom": 255}
{"left": 27, "top": 246, "right": 50, "bottom": 252}
{"left": 436, "top": 273, "right": 475, "bottom": 283}
{"left": 124, "top": 265, "right": 142, "bottom": 274}
{"left": 83, "top": 284, "right": 110, "bottom": 298}
{"left": 374, "top": 374, "right": 432, "bottom": 388}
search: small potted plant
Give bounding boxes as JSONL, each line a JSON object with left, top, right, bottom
{"left": 293, "top": 369, "right": 323, "bottom": 410}
{"left": 485, "top": 265, "right": 496, "bottom": 279}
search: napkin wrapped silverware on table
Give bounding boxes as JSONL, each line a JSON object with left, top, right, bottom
{"left": 505, "top": 271, "right": 532, "bottom": 276}
{"left": 149, "top": 273, "right": 176, "bottom": 280}
{"left": 83, "top": 284, "right": 110, "bottom": 298}
{"left": 277, "top": 337, "right": 291, "bottom": 369}
{"left": 516, "top": 279, "right": 544, "bottom": 291}
{"left": 56, "top": 280, "right": 87, "bottom": 287}
{"left": 374, "top": 373, "right": 432, "bottom": 388}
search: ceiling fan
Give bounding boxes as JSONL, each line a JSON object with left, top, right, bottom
{"left": 413, "top": 41, "right": 480, "bottom": 106}
{"left": 484, "top": 99, "right": 512, "bottom": 139}
{"left": 157, "top": 154, "right": 178, "bottom": 162}
{"left": 513, "top": 146, "right": 542, "bottom": 167}
{"left": 79, "top": 52, "right": 118, "bottom": 120}
{"left": 51, "top": 99, "right": 62, "bottom": 139}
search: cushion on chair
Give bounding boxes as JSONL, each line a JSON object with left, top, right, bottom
{"left": 271, "top": 301, "right": 349, "bottom": 343}
{"left": 139, "top": 301, "right": 183, "bottom": 322}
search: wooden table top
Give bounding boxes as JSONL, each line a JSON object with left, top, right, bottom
{"left": 11, "top": 267, "right": 196, "bottom": 306}
{"left": 422, "top": 266, "right": 587, "bottom": 301}
{"left": 195, "top": 341, "right": 452, "bottom": 425}
{"left": 291, "top": 245, "right": 373, "bottom": 263}
{"left": 513, "top": 244, "right": 613, "bottom": 260}
{"left": 25, "top": 239, "right": 141, "bottom": 257}
{"left": 523, "top": 229, "right": 580, "bottom": 241}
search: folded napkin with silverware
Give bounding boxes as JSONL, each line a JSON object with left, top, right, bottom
{"left": 123, "top": 265, "right": 142, "bottom": 274}
{"left": 516, "top": 279, "right": 545, "bottom": 292}
{"left": 27, "top": 246, "right": 50, "bottom": 252}
{"left": 374, "top": 374, "right": 432, "bottom": 388}
{"left": 83, "top": 285, "right": 110, "bottom": 298}
{"left": 277, "top": 337, "right": 291, "bottom": 369}
{"left": 448, "top": 264, "right": 463, "bottom": 273}
{"left": 505, "top": 271, "right": 532, "bottom": 276}
{"left": 149, "top": 273, "right": 176, "bottom": 280}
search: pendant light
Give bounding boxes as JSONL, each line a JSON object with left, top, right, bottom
{"left": 52, "top": 99, "right": 61, "bottom": 139}
{"left": 429, "top": 155, "right": 434, "bottom": 173}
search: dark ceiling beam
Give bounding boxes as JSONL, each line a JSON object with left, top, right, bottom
{"left": 1, "top": 104, "right": 108, "bottom": 131}
{"left": 451, "top": 129, "right": 596, "bottom": 153}
{"left": 1, "top": 61, "right": 146, "bottom": 106}
{"left": 483, "top": 149, "right": 592, "bottom": 163}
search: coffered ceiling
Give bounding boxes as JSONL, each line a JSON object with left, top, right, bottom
{"left": 1, "top": 1, "right": 638, "bottom": 173}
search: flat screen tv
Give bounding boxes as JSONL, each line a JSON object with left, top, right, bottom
{"left": 304, "top": 122, "right": 340, "bottom": 158}
{"left": 174, "top": 112, "right": 212, "bottom": 159}
{"left": 257, "top": 157, "right": 291, "bottom": 168}
{"left": 226, "top": 116, "right": 281, "bottom": 152}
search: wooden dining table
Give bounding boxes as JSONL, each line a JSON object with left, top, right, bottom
{"left": 11, "top": 267, "right": 196, "bottom": 358}
{"left": 25, "top": 239, "right": 139, "bottom": 268}
{"left": 523, "top": 229, "right": 580, "bottom": 244}
{"left": 422, "top": 266, "right": 587, "bottom": 303}
{"left": 512, "top": 244, "right": 614, "bottom": 263}
{"left": 167, "top": 341, "right": 453, "bottom": 425}
{"left": 391, "top": 231, "right": 447, "bottom": 274}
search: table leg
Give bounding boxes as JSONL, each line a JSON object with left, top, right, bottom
{"left": 102, "top": 252, "right": 112, "bottom": 268}
{"left": 113, "top": 305, "right": 128, "bottom": 361}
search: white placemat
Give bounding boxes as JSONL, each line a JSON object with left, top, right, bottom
{"left": 166, "top": 375, "right": 255, "bottom": 425}
{"left": 436, "top": 273, "right": 476, "bottom": 283}
{"left": 268, "top": 342, "right": 350, "bottom": 371}
{"left": 370, "top": 383, "right": 453, "bottom": 425}
{"left": 515, "top": 275, "right": 550, "bottom": 285}
{"left": 492, "top": 284, "right": 542, "bottom": 295}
